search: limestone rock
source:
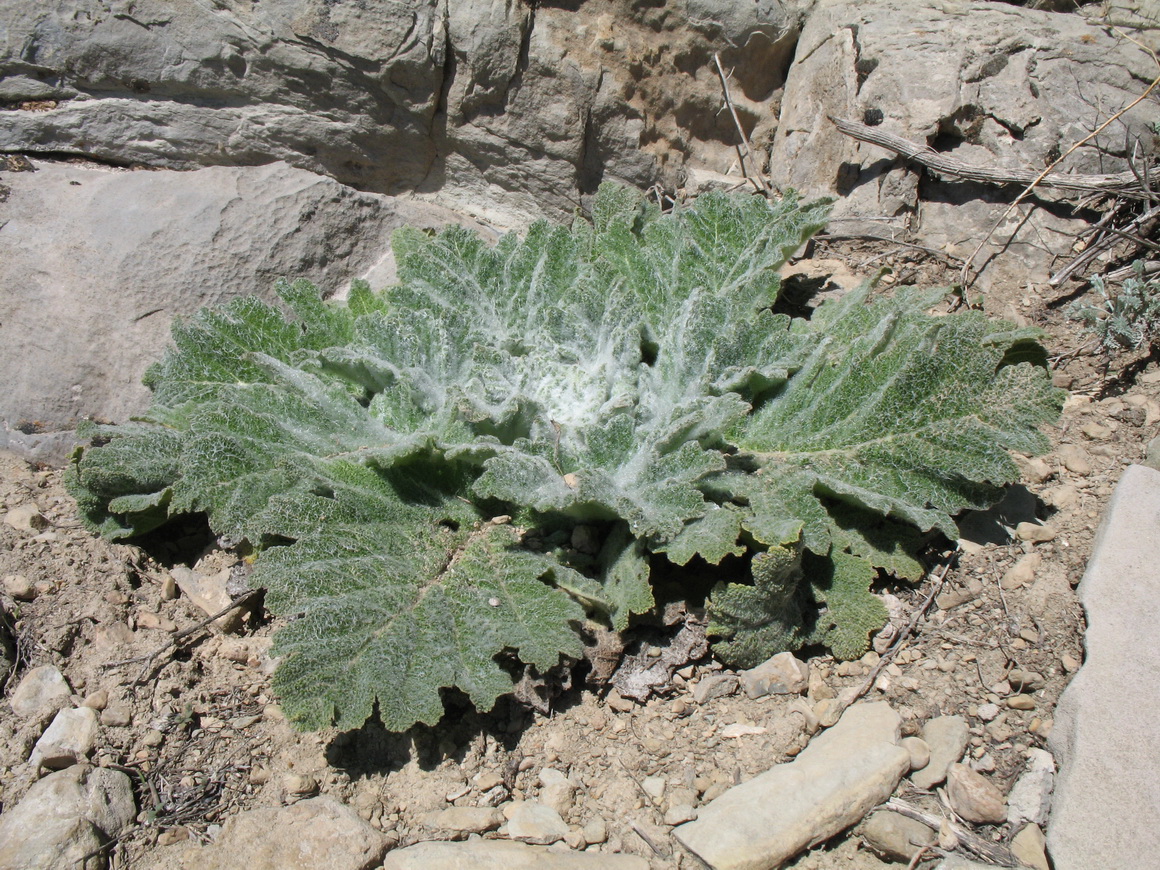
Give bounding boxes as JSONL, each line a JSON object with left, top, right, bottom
{"left": 9, "top": 664, "right": 72, "bottom": 721}
{"left": 946, "top": 763, "right": 1006, "bottom": 825}
{"left": 1001, "top": 553, "right": 1042, "bottom": 591}
{"left": 31, "top": 706, "right": 99, "bottom": 769}
{"left": 420, "top": 807, "right": 504, "bottom": 835}
{"left": 692, "top": 673, "right": 739, "bottom": 704}
{"left": 0, "top": 0, "right": 809, "bottom": 228}
{"left": 504, "top": 800, "right": 569, "bottom": 846}
{"left": 911, "top": 715, "right": 969, "bottom": 789}
{"left": 381, "top": 839, "right": 648, "bottom": 869}
{"left": 674, "top": 702, "right": 909, "bottom": 870}
{"left": 861, "top": 809, "right": 935, "bottom": 862}
{"left": 0, "top": 161, "right": 479, "bottom": 457}
{"left": 1049, "top": 465, "right": 1160, "bottom": 869}
{"left": 768, "top": 0, "right": 1160, "bottom": 294}
{"left": 738, "top": 652, "right": 809, "bottom": 699}
{"left": 537, "top": 768, "right": 576, "bottom": 818}
{"left": 1011, "top": 823, "right": 1050, "bottom": 870}
{"left": 1006, "top": 749, "right": 1054, "bottom": 828}
{"left": 0, "top": 765, "right": 136, "bottom": 870}
{"left": 177, "top": 797, "right": 386, "bottom": 870}
{"left": 169, "top": 567, "right": 244, "bottom": 633}
{"left": 900, "top": 736, "right": 930, "bottom": 771}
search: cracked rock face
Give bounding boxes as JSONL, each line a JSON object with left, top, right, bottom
{"left": 768, "top": 0, "right": 1160, "bottom": 294}
{"left": 0, "top": 0, "right": 810, "bottom": 226}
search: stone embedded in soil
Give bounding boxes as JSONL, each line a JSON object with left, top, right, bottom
{"left": 538, "top": 768, "right": 577, "bottom": 816}
{"left": 381, "top": 840, "right": 649, "bottom": 869}
{"left": 421, "top": 806, "right": 504, "bottom": 834}
{"left": 582, "top": 816, "right": 608, "bottom": 844}
{"left": 900, "top": 736, "right": 930, "bottom": 771}
{"left": 861, "top": 809, "right": 936, "bottom": 862}
{"left": 31, "top": 706, "right": 98, "bottom": 769}
{"left": 1006, "top": 749, "right": 1055, "bottom": 828}
{"left": 9, "top": 664, "right": 73, "bottom": 723}
{"left": 1057, "top": 444, "right": 1093, "bottom": 475}
{"left": 1011, "top": 823, "right": 1050, "bottom": 870}
{"left": 3, "top": 503, "right": 48, "bottom": 532}
{"left": 3, "top": 573, "right": 36, "bottom": 600}
{"left": 738, "top": 651, "right": 809, "bottom": 699}
{"left": 1001, "top": 552, "right": 1041, "bottom": 590}
{"left": 911, "top": 715, "right": 969, "bottom": 790}
{"left": 169, "top": 566, "right": 245, "bottom": 632}
{"left": 504, "top": 800, "right": 570, "bottom": 845}
{"left": 674, "top": 702, "right": 909, "bottom": 870}
{"left": 1014, "top": 522, "right": 1057, "bottom": 543}
{"left": 946, "top": 763, "right": 1006, "bottom": 824}
{"left": 0, "top": 764, "right": 136, "bottom": 870}
{"left": 692, "top": 672, "right": 739, "bottom": 704}
{"left": 175, "top": 796, "right": 386, "bottom": 870}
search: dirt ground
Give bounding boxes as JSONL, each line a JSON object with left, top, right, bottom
{"left": 1, "top": 240, "right": 1153, "bottom": 869}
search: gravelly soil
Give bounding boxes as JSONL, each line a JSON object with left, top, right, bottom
{"left": 1, "top": 245, "right": 1152, "bottom": 869}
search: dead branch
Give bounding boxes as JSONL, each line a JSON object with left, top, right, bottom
{"left": 958, "top": 68, "right": 1160, "bottom": 287}
{"left": 104, "top": 590, "right": 261, "bottom": 684}
{"left": 885, "top": 798, "right": 1019, "bottom": 867}
{"left": 1049, "top": 202, "right": 1160, "bottom": 286}
{"left": 714, "top": 53, "right": 771, "bottom": 194}
{"left": 830, "top": 116, "right": 1158, "bottom": 199}
{"left": 840, "top": 547, "right": 958, "bottom": 716}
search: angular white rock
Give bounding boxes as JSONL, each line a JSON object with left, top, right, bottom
{"left": 9, "top": 664, "right": 73, "bottom": 720}
{"left": 505, "top": 800, "right": 569, "bottom": 845}
{"left": 1006, "top": 748, "right": 1055, "bottom": 828}
{"left": 674, "top": 702, "right": 910, "bottom": 870}
{"left": 173, "top": 796, "right": 386, "bottom": 870}
{"left": 31, "top": 706, "right": 99, "bottom": 769}
{"left": 738, "top": 651, "right": 809, "bottom": 699}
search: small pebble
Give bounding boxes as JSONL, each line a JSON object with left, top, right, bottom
{"left": 1014, "top": 522, "right": 1056, "bottom": 543}
{"left": 1007, "top": 694, "right": 1036, "bottom": 710}
{"left": 947, "top": 763, "right": 1007, "bottom": 824}
{"left": 3, "top": 573, "right": 36, "bottom": 601}
{"left": 100, "top": 706, "right": 132, "bottom": 727}
{"left": 1057, "top": 445, "right": 1092, "bottom": 475}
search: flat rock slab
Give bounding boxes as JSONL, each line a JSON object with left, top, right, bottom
{"left": 1048, "top": 464, "right": 1160, "bottom": 869}
{"left": 0, "top": 160, "right": 481, "bottom": 463}
{"left": 674, "top": 701, "right": 909, "bottom": 870}
{"left": 382, "top": 840, "right": 649, "bottom": 869}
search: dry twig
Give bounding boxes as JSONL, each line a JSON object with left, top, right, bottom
{"left": 714, "top": 53, "right": 771, "bottom": 195}
{"left": 830, "top": 116, "right": 1159, "bottom": 199}
{"left": 958, "top": 68, "right": 1160, "bottom": 288}
{"left": 886, "top": 797, "right": 1019, "bottom": 867}
{"left": 840, "top": 547, "right": 959, "bottom": 715}
{"left": 104, "top": 590, "right": 260, "bottom": 684}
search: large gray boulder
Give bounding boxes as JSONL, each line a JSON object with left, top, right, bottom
{"left": 1048, "top": 464, "right": 1160, "bottom": 870}
{"left": 769, "top": 0, "right": 1160, "bottom": 293}
{"left": 0, "top": 0, "right": 811, "bottom": 225}
{"left": 0, "top": 159, "right": 479, "bottom": 460}
{"left": 0, "top": 764, "right": 136, "bottom": 870}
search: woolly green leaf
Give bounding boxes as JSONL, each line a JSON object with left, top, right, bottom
{"left": 259, "top": 462, "right": 584, "bottom": 730}
{"left": 594, "top": 522, "right": 655, "bottom": 631}
{"left": 803, "top": 550, "right": 890, "bottom": 661}
{"left": 707, "top": 545, "right": 806, "bottom": 669}
{"left": 732, "top": 284, "right": 1063, "bottom": 539}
